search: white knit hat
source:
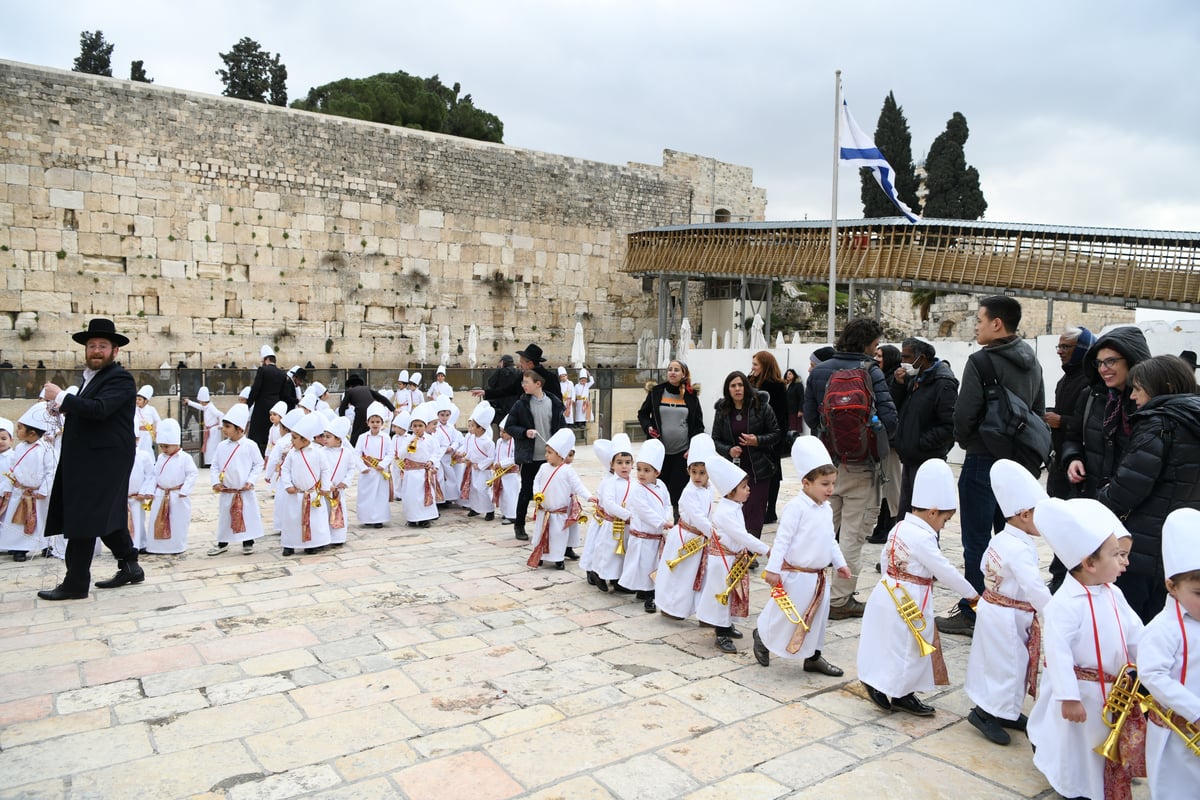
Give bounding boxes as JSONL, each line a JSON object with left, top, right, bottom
{"left": 911, "top": 459, "right": 957, "bottom": 511}
{"left": 592, "top": 439, "right": 614, "bottom": 472}
{"left": 687, "top": 433, "right": 716, "bottom": 466}
{"left": 469, "top": 401, "right": 495, "bottom": 428}
{"left": 546, "top": 428, "right": 577, "bottom": 458}
{"left": 366, "top": 401, "right": 389, "bottom": 422}
{"left": 197, "top": 387, "right": 211, "bottom": 402}
{"left": 291, "top": 413, "right": 325, "bottom": 442}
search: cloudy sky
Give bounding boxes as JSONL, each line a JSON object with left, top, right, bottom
{"left": 3, "top": 0, "right": 1198, "bottom": 232}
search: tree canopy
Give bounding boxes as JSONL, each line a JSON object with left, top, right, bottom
{"left": 292, "top": 71, "right": 504, "bottom": 143}
{"left": 860, "top": 91, "right": 920, "bottom": 218}
{"left": 922, "top": 112, "right": 987, "bottom": 220}
{"left": 216, "top": 37, "right": 288, "bottom": 106}
{"left": 130, "top": 60, "right": 153, "bottom": 83}
{"left": 73, "top": 30, "right": 114, "bottom": 77}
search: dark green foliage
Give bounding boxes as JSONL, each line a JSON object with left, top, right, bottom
{"left": 217, "top": 37, "right": 288, "bottom": 105}
{"left": 292, "top": 72, "right": 503, "bottom": 143}
{"left": 860, "top": 92, "right": 920, "bottom": 218}
{"left": 922, "top": 112, "right": 987, "bottom": 220}
{"left": 73, "top": 30, "right": 114, "bottom": 77}
{"left": 129, "top": 60, "right": 153, "bottom": 83}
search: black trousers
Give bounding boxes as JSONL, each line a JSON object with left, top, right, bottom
{"left": 514, "top": 460, "right": 544, "bottom": 534}
{"left": 63, "top": 530, "right": 137, "bottom": 592}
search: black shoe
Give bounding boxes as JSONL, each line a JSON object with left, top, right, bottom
{"left": 37, "top": 584, "right": 88, "bottom": 601}
{"left": 467, "top": 510, "right": 479, "bottom": 517}
{"left": 728, "top": 626, "right": 744, "bottom": 640}
{"left": 407, "top": 522, "right": 418, "bottom": 528}
{"left": 998, "top": 713, "right": 1028, "bottom": 732}
{"left": 41, "top": 547, "right": 53, "bottom": 558}
{"left": 715, "top": 636, "right": 737, "bottom": 654}
{"left": 418, "top": 520, "right": 431, "bottom": 528}
{"left": 968, "top": 707, "right": 1011, "bottom": 745}
{"left": 643, "top": 597, "right": 656, "bottom": 613}
{"left": 485, "top": 512, "right": 494, "bottom": 522}
{"left": 752, "top": 629, "right": 770, "bottom": 667}
{"left": 138, "top": 548, "right": 149, "bottom": 555}
{"left": 94, "top": 560, "right": 145, "bottom": 589}
{"left": 13, "top": 552, "right": 28, "bottom": 562}
{"left": 555, "top": 561, "right": 565, "bottom": 570}
{"left": 586, "top": 571, "right": 597, "bottom": 586}
{"left": 564, "top": 547, "right": 579, "bottom": 560}
{"left": 748, "top": 558, "right": 760, "bottom": 571}
{"left": 863, "top": 682, "right": 892, "bottom": 712}
{"left": 935, "top": 606, "right": 975, "bottom": 637}
{"left": 282, "top": 547, "right": 295, "bottom": 556}
{"left": 803, "top": 653, "right": 844, "bottom": 676}
{"left": 612, "top": 583, "right": 635, "bottom": 594}
{"left": 594, "top": 578, "right": 609, "bottom": 592}
{"left": 500, "top": 517, "right": 513, "bottom": 525}
{"left": 514, "top": 530, "right": 530, "bottom": 541}
{"left": 866, "top": 532, "right": 889, "bottom": 544}
{"left": 331, "top": 542, "right": 345, "bottom": 548}
{"left": 892, "top": 693, "right": 936, "bottom": 716}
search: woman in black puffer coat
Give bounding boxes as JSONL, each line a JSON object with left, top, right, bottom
{"left": 1098, "top": 355, "right": 1200, "bottom": 622}
{"left": 712, "top": 370, "right": 781, "bottom": 538}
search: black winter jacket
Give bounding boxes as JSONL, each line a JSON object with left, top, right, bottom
{"left": 637, "top": 382, "right": 705, "bottom": 453}
{"left": 1098, "top": 393, "right": 1200, "bottom": 579}
{"left": 712, "top": 390, "right": 782, "bottom": 483}
{"left": 892, "top": 360, "right": 959, "bottom": 465}
{"left": 1047, "top": 362, "right": 1090, "bottom": 498}
{"left": 802, "top": 353, "right": 899, "bottom": 436}
{"left": 1060, "top": 326, "right": 1152, "bottom": 498}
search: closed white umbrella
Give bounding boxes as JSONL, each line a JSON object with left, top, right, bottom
{"left": 775, "top": 331, "right": 785, "bottom": 349}
{"left": 440, "top": 325, "right": 451, "bottom": 362}
{"left": 711, "top": 327, "right": 718, "bottom": 349}
{"left": 467, "top": 324, "right": 478, "bottom": 368}
{"left": 723, "top": 330, "right": 731, "bottom": 349}
{"left": 750, "top": 314, "right": 767, "bottom": 349}
{"left": 571, "top": 322, "right": 586, "bottom": 369}
{"left": 792, "top": 331, "right": 802, "bottom": 345}
{"left": 418, "top": 323, "right": 428, "bottom": 364}
{"left": 677, "top": 318, "right": 691, "bottom": 364}
{"left": 734, "top": 328, "right": 744, "bottom": 350}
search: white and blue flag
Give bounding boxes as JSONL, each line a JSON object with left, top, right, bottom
{"left": 839, "top": 99, "right": 919, "bottom": 223}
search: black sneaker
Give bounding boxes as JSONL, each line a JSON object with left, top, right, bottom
{"left": 935, "top": 606, "right": 975, "bottom": 637}
{"left": 485, "top": 512, "right": 494, "bottom": 521}
{"left": 752, "top": 629, "right": 770, "bottom": 667}
{"left": 969, "top": 707, "right": 1011, "bottom": 745}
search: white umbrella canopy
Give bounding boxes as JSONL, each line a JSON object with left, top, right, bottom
{"left": 418, "top": 323, "right": 428, "bottom": 364}
{"left": 636, "top": 337, "right": 645, "bottom": 368}
{"left": 792, "top": 331, "right": 802, "bottom": 345}
{"left": 775, "top": 331, "right": 785, "bottom": 349}
{"left": 571, "top": 321, "right": 586, "bottom": 368}
{"left": 440, "top": 325, "right": 451, "bottom": 363}
{"left": 723, "top": 330, "right": 731, "bottom": 349}
{"left": 659, "top": 339, "right": 672, "bottom": 368}
{"left": 468, "top": 324, "right": 478, "bottom": 368}
{"left": 711, "top": 328, "right": 718, "bottom": 349}
{"left": 677, "top": 317, "right": 692, "bottom": 364}
{"left": 750, "top": 314, "right": 767, "bottom": 350}
{"left": 734, "top": 328, "right": 744, "bottom": 350}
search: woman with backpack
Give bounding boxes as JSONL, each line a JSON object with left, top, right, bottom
{"left": 712, "top": 370, "right": 782, "bottom": 541}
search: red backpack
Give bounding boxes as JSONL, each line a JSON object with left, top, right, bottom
{"left": 819, "top": 361, "right": 880, "bottom": 464}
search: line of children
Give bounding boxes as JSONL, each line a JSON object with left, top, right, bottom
{"left": 432, "top": 397, "right": 465, "bottom": 506}
{"left": 142, "top": 418, "right": 197, "bottom": 555}
{"left": 0, "top": 403, "right": 55, "bottom": 561}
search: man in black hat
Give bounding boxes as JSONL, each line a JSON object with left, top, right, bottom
{"left": 338, "top": 374, "right": 394, "bottom": 446}
{"left": 38, "top": 318, "right": 142, "bottom": 600}
{"left": 246, "top": 345, "right": 296, "bottom": 455}
{"left": 472, "top": 344, "right": 561, "bottom": 406}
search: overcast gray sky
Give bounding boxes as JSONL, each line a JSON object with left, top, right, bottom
{"left": 3, "top": 0, "right": 1198, "bottom": 232}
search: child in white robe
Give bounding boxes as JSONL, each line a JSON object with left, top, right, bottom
{"left": 431, "top": 397, "right": 465, "bottom": 504}
{"left": 355, "top": 402, "right": 393, "bottom": 528}
{"left": 186, "top": 387, "right": 222, "bottom": 467}
{"left": 393, "top": 371, "right": 413, "bottom": 419}
{"left": 753, "top": 437, "right": 849, "bottom": 675}
{"left": 279, "top": 413, "right": 332, "bottom": 555}
{"left": 133, "top": 385, "right": 161, "bottom": 457}
{"left": 428, "top": 366, "right": 454, "bottom": 401}
{"left": 526, "top": 428, "right": 592, "bottom": 570}
{"left": 0, "top": 417, "right": 14, "bottom": 476}
{"left": 696, "top": 456, "right": 771, "bottom": 654}
{"left": 493, "top": 419, "right": 519, "bottom": 524}
{"left": 389, "top": 411, "right": 412, "bottom": 505}
{"left": 127, "top": 442, "right": 156, "bottom": 552}
{"left": 618, "top": 439, "right": 672, "bottom": 612}
{"left": 0, "top": 403, "right": 56, "bottom": 561}
{"left": 399, "top": 403, "right": 440, "bottom": 526}
{"left": 573, "top": 370, "right": 592, "bottom": 427}
{"left": 1027, "top": 498, "right": 1143, "bottom": 800}
{"left": 594, "top": 433, "right": 634, "bottom": 591}
{"left": 654, "top": 434, "right": 717, "bottom": 621}
{"left": 266, "top": 409, "right": 303, "bottom": 534}
{"left": 580, "top": 438, "right": 613, "bottom": 588}
{"left": 858, "top": 459, "right": 978, "bottom": 716}
{"left": 1140, "top": 508, "right": 1200, "bottom": 799}
{"left": 263, "top": 401, "right": 288, "bottom": 466}
{"left": 144, "top": 419, "right": 198, "bottom": 555}
{"left": 460, "top": 402, "right": 496, "bottom": 519}
{"left": 405, "top": 374, "right": 424, "bottom": 416}
{"left": 207, "top": 404, "right": 263, "bottom": 555}
{"left": 558, "top": 367, "right": 576, "bottom": 424}
{"left": 321, "top": 416, "right": 354, "bottom": 547}
{"left": 964, "top": 459, "right": 1052, "bottom": 744}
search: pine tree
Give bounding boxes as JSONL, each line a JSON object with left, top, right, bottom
{"left": 860, "top": 92, "right": 919, "bottom": 218}
{"left": 73, "top": 30, "right": 114, "bottom": 77}
{"left": 216, "top": 38, "right": 288, "bottom": 105}
{"left": 922, "top": 112, "right": 987, "bottom": 220}
{"left": 130, "top": 60, "right": 153, "bottom": 83}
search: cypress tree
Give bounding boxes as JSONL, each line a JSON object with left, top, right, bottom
{"left": 922, "top": 112, "right": 987, "bottom": 220}
{"left": 860, "top": 91, "right": 919, "bottom": 218}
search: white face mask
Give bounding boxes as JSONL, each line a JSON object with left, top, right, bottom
{"left": 901, "top": 362, "right": 918, "bottom": 377}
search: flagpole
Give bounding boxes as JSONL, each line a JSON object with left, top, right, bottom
{"left": 829, "top": 70, "right": 841, "bottom": 343}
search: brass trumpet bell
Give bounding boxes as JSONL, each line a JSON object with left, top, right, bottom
{"left": 883, "top": 581, "right": 936, "bottom": 658}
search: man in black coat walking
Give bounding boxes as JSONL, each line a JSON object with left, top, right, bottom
{"left": 338, "top": 374, "right": 395, "bottom": 446}
{"left": 473, "top": 343, "right": 562, "bottom": 407}
{"left": 38, "top": 318, "right": 142, "bottom": 601}
{"left": 246, "top": 345, "right": 296, "bottom": 455}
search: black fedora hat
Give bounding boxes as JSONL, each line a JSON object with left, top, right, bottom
{"left": 72, "top": 318, "right": 130, "bottom": 347}
{"left": 516, "top": 343, "right": 546, "bottom": 363}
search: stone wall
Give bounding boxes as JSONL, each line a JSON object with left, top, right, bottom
{"left": 0, "top": 60, "right": 765, "bottom": 370}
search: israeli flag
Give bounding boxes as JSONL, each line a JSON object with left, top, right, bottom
{"left": 839, "top": 99, "right": 919, "bottom": 223}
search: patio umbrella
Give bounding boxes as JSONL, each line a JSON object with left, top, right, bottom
{"left": 711, "top": 328, "right": 718, "bottom": 349}
{"left": 418, "top": 323, "right": 427, "bottom": 364}
{"left": 775, "top": 331, "right": 785, "bottom": 349}
{"left": 750, "top": 314, "right": 767, "bottom": 349}
{"left": 440, "top": 325, "right": 451, "bottom": 363}
{"left": 467, "top": 324, "right": 478, "bottom": 368}
{"left": 677, "top": 318, "right": 691, "bottom": 364}
{"left": 571, "top": 322, "right": 586, "bottom": 368}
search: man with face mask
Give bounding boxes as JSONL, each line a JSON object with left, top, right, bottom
{"left": 890, "top": 337, "right": 959, "bottom": 516}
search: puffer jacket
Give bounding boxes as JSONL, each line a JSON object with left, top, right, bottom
{"left": 1060, "top": 326, "right": 1152, "bottom": 498}
{"left": 893, "top": 359, "right": 959, "bottom": 465}
{"left": 954, "top": 336, "right": 1045, "bottom": 454}
{"left": 1098, "top": 393, "right": 1200, "bottom": 578}
{"left": 711, "top": 390, "right": 781, "bottom": 483}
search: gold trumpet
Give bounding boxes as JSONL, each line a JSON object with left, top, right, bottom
{"left": 577, "top": 513, "right": 589, "bottom": 525}
{"left": 768, "top": 582, "right": 806, "bottom": 628}
{"left": 1141, "top": 692, "right": 1200, "bottom": 757}
{"left": 612, "top": 518, "right": 626, "bottom": 556}
{"left": 485, "top": 467, "right": 505, "bottom": 487}
{"left": 715, "top": 552, "right": 753, "bottom": 605}
{"left": 883, "top": 581, "right": 936, "bottom": 658}
{"left": 1095, "top": 665, "right": 1143, "bottom": 763}
{"left": 140, "top": 498, "right": 153, "bottom": 512}
{"left": 666, "top": 535, "right": 706, "bottom": 569}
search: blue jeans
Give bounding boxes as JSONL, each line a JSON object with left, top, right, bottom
{"left": 957, "top": 454, "right": 1006, "bottom": 619}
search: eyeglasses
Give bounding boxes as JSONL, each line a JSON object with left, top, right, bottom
{"left": 1093, "top": 357, "right": 1125, "bottom": 370}
{"left": 1055, "top": 344, "right": 1074, "bottom": 352}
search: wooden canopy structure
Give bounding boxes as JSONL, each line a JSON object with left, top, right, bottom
{"left": 623, "top": 218, "right": 1200, "bottom": 313}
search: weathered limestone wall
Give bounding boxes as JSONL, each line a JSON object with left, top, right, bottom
{"left": 0, "top": 60, "right": 765, "bottom": 370}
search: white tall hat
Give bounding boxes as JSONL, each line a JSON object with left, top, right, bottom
{"left": 469, "top": 401, "right": 495, "bottom": 428}
{"left": 318, "top": 407, "right": 337, "bottom": 423}
{"left": 397, "top": 370, "right": 410, "bottom": 384}
{"left": 260, "top": 344, "right": 275, "bottom": 359}
{"left": 990, "top": 459, "right": 1048, "bottom": 517}
{"left": 287, "top": 366, "right": 300, "bottom": 377}
{"left": 1035, "top": 498, "right": 1121, "bottom": 570}
{"left": 706, "top": 456, "right": 748, "bottom": 497}
{"left": 366, "top": 401, "right": 390, "bottom": 421}
{"left": 238, "top": 386, "right": 251, "bottom": 399}
{"left": 280, "top": 408, "right": 306, "bottom": 431}
{"left": 414, "top": 402, "right": 440, "bottom": 425}
{"left": 687, "top": 433, "right": 717, "bottom": 466}
{"left": 137, "top": 385, "right": 154, "bottom": 399}
{"left": 498, "top": 415, "right": 509, "bottom": 430}
{"left": 380, "top": 388, "right": 395, "bottom": 402}
{"left": 911, "top": 459, "right": 958, "bottom": 511}
{"left": 579, "top": 368, "right": 589, "bottom": 380}
{"left": 611, "top": 432, "right": 633, "bottom": 457}
{"left": 791, "top": 436, "right": 834, "bottom": 480}
{"left": 326, "top": 416, "right": 352, "bottom": 440}
{"left": 298, "top": 393, "right": 318, "bottom": 411}
{"left": 409, "top": 372, "right": 422, "bottom": 385}
{"left": 436, "top": 365, "right": 446, "bottom": 375}
{"left": 393, "top": 411, "right": 412, "bottom": 430}
{"left": 309, "top": 382, "right": 327, "bottom": 398}
{"left": 156, "top": 418, "right": 181, "bottom": 446}
{"left": 269, "top": 401, "right": 288, "bottom": 417}
{"left": 547, "top": 428, "right": 577, "bottom": 458}
{"left": 435, "top": 396, "right": 455, "bottom": 415}
{"left": 18, "top": 402, "right": 53, "bottom": 431}
{"left": 222, "top": 404, "right": 250, "bottom": 430}
{"left": 291, "top": 413, "right": 325, "bottom": 442}
{"left": 557, "top": 366, "right": 568, "bottom": 377}
{"left": 592, "top": 439, "right": 614, "bottom": 472}
{"left": 0, "top": 416, "right": 13, "bottom": 436}
{"left": 197, "top": 387, "right": 211, "bottom": 402}
{"left": 1163, "top": 508, "right": 1200, "bottom": 579}
{"left": 636, "top": 438, "right": 665, "bottom": 471}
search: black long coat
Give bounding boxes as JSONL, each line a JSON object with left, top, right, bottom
{"left": 246, "top": 363, "right": 296, "bottom": 453}
{"left": 44, "top": 361, "right": 136, "bottom": 540}
{"left": 338, "top": 384, "right": 395, "bottom": 446}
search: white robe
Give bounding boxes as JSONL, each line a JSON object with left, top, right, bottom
{"left": 325, "top": 441, "right": 353, "bottom": 544}
{"left": 427, "top": 381, "right": 453, "bottom": 402}
{"left": 144, "top": 449, "right": 198, "bottom": 554}
{"left": 398, "top": 434, "right": 440, "bottom": 523}
{"left": 695, "top": 498, "right": 770, "bottom": 628}
{"left": 857, "top": 515, "right": 976, "bottom": 698}
{"left": 579, "top": 472, "right": 615, "bottom": 573}
{"left": 494, "top": 436, "right": 519, "bottom": 520}
{"left": 618, "top": 479, "right": 671, "bottom": 591}
{"left": 0, "top": 439, "right": 55, "bottom": 553}
{"left": 965, "top": 524, "right": 1052, "bottom": 719}
{"left": 1140, "top": 599, "right": 1200, "bottom": 799}
{"left": 279, "top": 445, "right": 332, "bottom": 549}
{"left": 432, "top": 422, "right": 465, "bottom": 503}
{"left": 210, "top": 438, "right": 264, "bottom": 544}
{"left": 126, "top": 448, "right": 156, "bottom": 550}
{"left": 573, "top": 382, "right": 591, "bottom": 423}
{"left": 265, "top": 436, "right": 292, "bottom": 533}
{"left": 756, "top": 491, "right": 845, "bottom": 660}
{"left": 559, "top": 381, "right": 576, "bottom": 422}
{"left": 133, "top": 403, "right": 161, "bottom": 457}
{"left": 186, "top": 400, "right": 223, "bottom": 466}
{"left": 594, "top": 476, "right": 632, "bottom": 582}
{"left": 530, "top": 462, "right": 591, "bottom": 564}
{"left": 1027, "top": 577, "right": 1143, "bottom": 800}
{"left": 354, "top": 432, "right": 393, "bottom": 525}
{"left": 654, "top": 481, "right": 713, "bottom": 619}
{"left": 460, "top": 431, "right": 495, "bottom": 514}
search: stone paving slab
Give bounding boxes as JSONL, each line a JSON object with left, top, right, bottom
{"left": 0, "top": 445, "right": 1151, "bottom": 799}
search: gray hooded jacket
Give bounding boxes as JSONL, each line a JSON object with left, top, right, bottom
{"left": 953, "top": 336, "right": 1046, "bottom": 455}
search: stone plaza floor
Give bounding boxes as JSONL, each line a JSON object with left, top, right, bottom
{"left": 0, "top": 446, "right": 1146, "bottom": 799}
